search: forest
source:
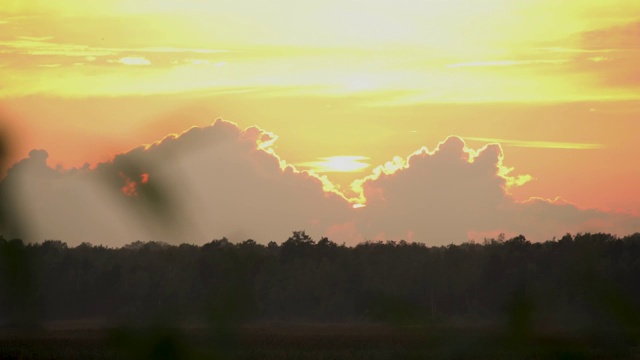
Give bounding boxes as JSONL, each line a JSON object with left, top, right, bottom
{"left": 2, "top": 231, "right": 640, "bottom": 333}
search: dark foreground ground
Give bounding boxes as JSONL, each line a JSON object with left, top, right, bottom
{"left": 2, "top": 324, "right": 640, "bottom": 360}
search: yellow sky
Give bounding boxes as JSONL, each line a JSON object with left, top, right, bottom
{"left": 1, "top": 0, "right": 640, "bottom": 214}
{"left": 2, "top": 0, "right": 639, "bottom": 100}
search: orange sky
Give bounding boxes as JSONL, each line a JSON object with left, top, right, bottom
{"left": 1, "top": 0, "right": 640, "bottom": 222}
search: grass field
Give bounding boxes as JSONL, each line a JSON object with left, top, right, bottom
{"left": 2, "top": 324, "right": 640, "bottom": 359}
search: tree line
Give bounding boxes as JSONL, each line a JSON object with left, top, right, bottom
{"left": 2, "top": 231, "right": 640, "bottom": 334}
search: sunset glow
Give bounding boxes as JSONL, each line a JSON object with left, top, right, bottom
{"left": 297, "top": 156, "right": 371, "bottom": 173}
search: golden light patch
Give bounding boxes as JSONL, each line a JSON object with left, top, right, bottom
{"left": 116, "top": 57, "right": 151, "bottom": 66}
{"left": 297, "top": 156, "right": 371, "bottom": 173}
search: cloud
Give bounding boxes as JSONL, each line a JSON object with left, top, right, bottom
{"left": 580, "top": 21, "right": 640, "bottom": 51}
{"left": 522, "top": 22, "right": 640, "bottom": 92}
{"left": 0, "top": 37, "right": 228, "bottom": 58}
{"left": 558, "top": 20, "right": 640, "bottom": 89}
{"left": 1, "top": 121, "right": 638, "bottom": 247}
{"left": 507, "top": 197, "right": 640, "bottom": 242}
{"left": 114, "top": 56, "right": 151, "bottom": 66}
{"left": 447, "top": 59, "right": 569, "bottom": 68}
{"left": 1, "top": 149, "right": 150, "bottom": 245}
{"left": 349, "top": 136, "right": 639, "bottom": 245}
{"left": 0, "top": 120, "right": 351, "bottom": 246}
{"left": 0, "top": 39, "right": 117, "bottom": 57}
{"left": 463, "top": 137, "right": 604, "bottom": 150}
{"left": 351, "top": 137, "right": 517, "bottom": 244}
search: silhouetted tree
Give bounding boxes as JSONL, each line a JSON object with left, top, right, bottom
{"left": 1, "top": 231, "right": 640, "bottom": 339}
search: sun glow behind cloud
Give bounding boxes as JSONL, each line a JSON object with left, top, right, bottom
{"left": 297, "top": 156, "right": 371, "bottom": 173}
{"left": 346, "top": 136, "right": 534, "bottom": 206}
{"left": 1, "top": 0, "right": 640, "bottom": 221}
{"left": 6, "top": 119, "right": 636, "bottom": 247}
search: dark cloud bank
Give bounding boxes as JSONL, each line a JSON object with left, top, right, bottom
{"left": 1, "top": 119, "right": 638, "bottom": 246}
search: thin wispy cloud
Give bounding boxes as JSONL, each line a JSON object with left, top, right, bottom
{"left": 465, "top": 137, "right": 604, "bottom": 150}
{"left": 533, "top": 47, "right": 621, "bottom": 54}
{"left": 139, "top": 47, "right": 229, "bottom": 54}
{"left": 114, "top": 56, "right": 151, "bottom": 66}
{"left": 0, "top": 38, "right": 228, "bottom": 57}
{"left": 447, "top": 59, "right": 570, "bottom": 68}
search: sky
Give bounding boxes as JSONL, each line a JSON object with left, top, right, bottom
{"left": 1, "top": 0, "right": 639, "bottom": 245}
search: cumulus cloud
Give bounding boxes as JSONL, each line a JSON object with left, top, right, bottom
{"left": 1, "top": 120, "right": 639, "bottom": 247}
{"left": 0, "top": 120, "right": 351, "bottom": 246}
{"left": 351, "top": 136, "right": 640, "bottom": 245}
{"left": 351, "top": 137, "right": 517, "bottom": 244}
{"left": 1, "top": 149, "right": 150, "bottom": 245}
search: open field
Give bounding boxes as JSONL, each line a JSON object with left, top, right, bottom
{"left": 2, "top": 324, "right": 640, "bottom": 360}
{"left": 3, "top": 234, "right": 640, "bottom": 358}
